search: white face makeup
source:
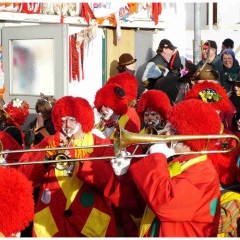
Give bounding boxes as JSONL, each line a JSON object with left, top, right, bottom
{"left": 144, "top": 107, "right": 162, "bottom": 127}
{"left": 61, "top": 116, "right": 79, "bottom": 137}
{"left": 100, "top": 106, "right": 114, "bottom": 121}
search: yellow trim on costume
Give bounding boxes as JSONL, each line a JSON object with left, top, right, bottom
{"left": 129, "top": 214, "right": 142, "bottom": 230}
{"left": 81, "top": 207, "right": 111, "bottom": 237}
{"left": 139, "top": 128, "right": 146, "bottom": 135}
{"left": 109, "top": 114, "right": 129, "bottom": 140}
{"left": 55, "top": 162, "right": 83, "bottom": 210}
{"left": 220, "top": 123, "right": 224, "bottom": 134}
{"left": 220, "top": 191, "right": 240, "bottom": 205}
{"left": 34, "top": 206, "right": 59, "bottom": 237}
{"left": 168, "top": 155, "right": 207, "bottom": 178}
{"left": 55, "top": 132, "right": 94, "bottom": 209}
{"left": 139, "top": 155, "right": 207, "bottom": 237}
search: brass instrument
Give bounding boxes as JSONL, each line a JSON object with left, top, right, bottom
{"left": 45, "top": 135, "right": 75, "bottom": 171}
{"left": 145, "top": 126, "right": 170, "bottom": 135}
{"left": 0, "top": 123, "right": 239, "bottom": 167}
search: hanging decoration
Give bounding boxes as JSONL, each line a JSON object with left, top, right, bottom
{"left": 69, "top": 21, "right": 98, "bottom": 82}
{"left": 69, "top": 34, "right": 80, "bottom": 82}
{"left": 152, "top": 2, "right": 162, "bottom": 25}
{"left": 80, "top": 3, "right": 96, "bottom": 25}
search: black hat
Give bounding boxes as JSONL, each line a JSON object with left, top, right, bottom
{"left": 222, "top": 38, "right": 234, "bottom": 48}
{"left": 157, "top": 39, "right": 177, "bottom": 53}
{"left": 201, "top": 40, "right": 217, "bottom": 50}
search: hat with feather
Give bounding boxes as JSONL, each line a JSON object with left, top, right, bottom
{"left": 184, "top": 81, "right": 231, "bottom": 112}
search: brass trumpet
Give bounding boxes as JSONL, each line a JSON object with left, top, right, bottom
{"left": 0, "top": 123, "right": 239, "bottom": 167}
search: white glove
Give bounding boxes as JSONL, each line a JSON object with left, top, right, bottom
{"left": 0, "top": 156, "right": 6, "bottom": 167}
{"left": 111, "top": 151, "right": 131, "bottom": 176}
{"left": 149, "top": 143, "right": 175, "bottom": 158}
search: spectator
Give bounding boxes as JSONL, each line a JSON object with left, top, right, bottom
{"left": 197, "top": 40, "right": 223, "bottom": 74}
{"left": 117, "top": 53, "right": 137, "bottom": 75}
{"left": 219, "top": 49, "right": 239, "bottom": 94}
{"left": 142, "top": 39, "right": 177, "bottom": 90}
{"left": 229, "top": 75, "right": 240, "bottom": 112}
{"left": 24, "top": 93, "right": 57, "bottom": 148}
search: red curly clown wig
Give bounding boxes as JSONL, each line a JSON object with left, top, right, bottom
{"left": 0, "top": 167, "right": 34, "bottom": 237}
{"left": 184, "top": 81, "right": 231, "bottom": 112}
{"left": 168, "top": 99, "right": 221, "bottom": 151}
{"left": 136, "top": 90, "right": 171, "bottom": 121}
{"left": 209, "top": 152, "right": 238, "bottom": 186}
{"left": 106, "top": 72, "right": 138, "bottom": 101}
{"left": 52, "top": 96, "right": 94, "bottom": 133}
{"left": 94, "top": 83, "right": 128, "bottom": 115}
{"left": 4, "top": 98, "right": 30, "bottom": 125}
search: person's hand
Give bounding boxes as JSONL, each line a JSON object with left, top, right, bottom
{"left": 149, "top": 143, "right": 175, "bottom": 158}
{"left": 0, "top": 155, "right": 6, "bottom": 165}
{"left": 36, "top": 113, "right": 44, "bottom": 129}
{"left": 110, "top": 151, "right": 131, "bottom": 176}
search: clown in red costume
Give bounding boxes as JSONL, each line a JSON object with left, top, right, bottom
{"left": 106, "top": 72, "right": 141, "bottom": 131}
{"left": 184, "top": 81, "right": 239, "bottom": 185}
{"left": 94, "top": 83, "right": 144, "bottom": 236}
{"left": 17, "top": 96, "right": 117, "bottom": 237}
{"left": 94, "top": 83, "right": 140, "bottom": 147}
{"left": 104, "top": 100, "right": 236, "bottom": 237}
{"left": 136, "top": 89, "right": 171, "bottom": 135}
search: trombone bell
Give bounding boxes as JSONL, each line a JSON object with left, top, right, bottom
{"left": 113, "top": 124, "right": 240, "bottom": 157}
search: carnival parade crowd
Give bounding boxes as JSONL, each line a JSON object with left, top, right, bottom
{"left": 1, "top": 38, "right": 240, "bottom": 237}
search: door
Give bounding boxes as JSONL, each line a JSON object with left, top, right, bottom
{"left": 2, "top": 24, "right": 69, "bottom": 111}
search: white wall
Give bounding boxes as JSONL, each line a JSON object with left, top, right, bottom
{"left": 217, "top": 2, "right": 240, "bottom": 27}
{"left": 68, "top": 27, "right": 103, "bottom": 107}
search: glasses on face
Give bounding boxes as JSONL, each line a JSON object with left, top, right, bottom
{"left": 61, "top": 116, "right": 76, "bottom": 123}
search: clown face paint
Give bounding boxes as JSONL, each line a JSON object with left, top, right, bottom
{"left": 100, "top": 106, "right": 114, "bottom": 121}
{"left": 61, "top": 116, "right": 79, "bottom": 137}
{"left": 144, "top": 107, "right": 162, "bottom": 128}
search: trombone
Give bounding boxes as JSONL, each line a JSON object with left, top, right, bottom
{"left": 0, "top": 122, "right": 239, "bottom": 167}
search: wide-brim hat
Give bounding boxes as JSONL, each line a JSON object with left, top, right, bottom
{"left": 118, "top": 53, "right": 137, "bottom": 66}
{"left": 52, "top": 96, "right": 94, "bottom": 133}
{"left": 94, "top": 83, "right": 128, "bottom": 115}
{"left": 136, "top": 90, "right": 171, "bottom": 121}
{"left": 184, "top": 80, "right": 231, "bottom": 112}
{"left": 107, "top": 72, "right": 138, "bottom": 101}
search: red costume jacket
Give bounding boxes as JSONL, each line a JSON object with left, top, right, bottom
{"left": 17, "top": 132, "right": 117, "bottom": 237}
{"left": 0, "top": 131, "right": 23, "bottom": 164}
{"left": 105, "top": 153, "right": 221, "bottom": 237}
